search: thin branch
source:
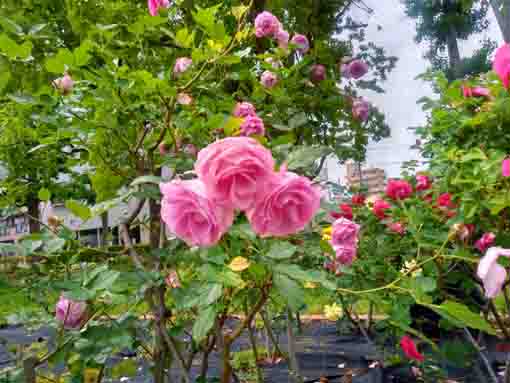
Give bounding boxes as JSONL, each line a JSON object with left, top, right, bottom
{"left": 463, "top": 327, "right": 498, "bottom": 383}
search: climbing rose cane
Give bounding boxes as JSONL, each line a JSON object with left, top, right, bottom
{"left": 477, "top": 247, "right": 510, "bottom": 298}
{"left": 247, "top": 170, "right": 321, "bottom": 237}
{"left": 55, "top": 296, "right": 88, "bottom": 329}
{"left": 400, "top": 336, "right": 425, "bottom": 362}
{"left": 195, "top": 137, "right": 275, "bottom": 211}
{"left": 160, "top": 179, "right": 234, "bottom": 247}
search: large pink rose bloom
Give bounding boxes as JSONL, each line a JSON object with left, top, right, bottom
{"left": 195, "top": 137, "right": 275, "bottom": 210}
{"left": 247, "top": 171, "right": 321, "bottom": 237}
{"left": 55, "top": 295, "right": 88, "bottom": 329}
{"left": 477, "top": 247, "right": 510, "bottom": 298}
{"left": 254, "top": 11, "right": 280, "bottom": 38}
{"left": 160, "top": 179, "right": 234, "bottom": 247}
{"left": 493, "top": 43, "right": 510, "bottom": 88}
{"left": 386, "top": 179, "right": 413, "bottom": 200}
{"left": 148, "top": 0, "right": 170, "bottom": 16}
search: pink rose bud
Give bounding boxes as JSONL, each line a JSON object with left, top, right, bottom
{"left": 290, "top": 34, "right": 310, "bottom": 54}
{"left": 347, "top": 59, "right": 369, "bottom": 79}
{"left": 148, "top": 0, "right": 170, "bottom": 16}
{"left": 183, "top": 144, "right": 198, "bottom": 157}
{"left": 503, "top": 158, "right": 510, "bottom": 177}
{"left": 330, "top": 217, "right": 360, "bottom": 249}
{"left": 400, "top": 335, "right": 425, "bottom": 362}
{"left": 373, "top": 199, "right": 391, "bottom": 220}
{"left": 53, "top": 73, "right": 74, "bottom": 95}
{"left": 177, "top": 92, "right": 193, "bottom": 105}
{"left": 247, "top": 171, "right": 321, "bottom": 237}
{"left": 352, "top": 98, "right": 370, "bottom": 122}
{"left": 173, "top": 57, "right": 192, "bottom": 76}
{"left": 240, "top": 115, "right": 265, "bottom": 137}
{"left": 160, "top": 179, "right": 234, "bottom": 247}
{"left": 261, "top": 71, "right": 279, "bottom": 88}
{"left": 159, "top": 142, "right": 170, "bottom": 155}
{"left": 437, "top": 193, "right": 454, "bottom": 208}
{"left": 475, "top": 232, "right": 496, "bottom": 253}
{"left": 493, "top": 43, "right": 510, "bottom": 88}
{"left": 55, "top": 295, "right": 88, "bottom": 329}
{"left": 415, "top": 175, "right": 432, "bottom": 191}
{"left": 195, "top": 137, "right": 275, "bottom": 210}
{"left": 233, "top": 102, "right": 256, "bottom": 118}
{"left": 385, "top": 179, "right": 413, "bottom": 200}
{"left": 311, "top": 64, "right": 326, "bottom": 83}
{"left": 387, "top": 222, "right": 405, "bottom": 235}
{"left": 165, "top": 270, "right": 181, "bottom": 289}
{"left": 477, "top": 247, "right": 510, "bottom": 298}
{"left": 275, "top": 29, "right": 289, "bottom": 50}
{"left": 254, "top": 11, "right": 281, "bottom": 38}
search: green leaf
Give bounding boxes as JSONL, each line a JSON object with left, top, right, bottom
{"left": 45, "top": 48, "right": 75, "bottom": 73}
{"left": 0, "top": 34, "right": 32, "bottom": 59}
{"left": 265, "top": 242, "right": 297, "bottom": 260}
{"left": 426, "top": 300, "right": 496, "bottom": 335}
{"left": 7, "top": 93, "right": 35, "bottom": 104}
{"left": 38, "top": 188, "right": 51, "bottom": 202}
{"left": 287, "top": 146, "right": 331, "bottom": 171}
{"left": 65, "top": 200, "right": 92, "bottom": 221}
{"left": 192, "top": 5, "right": 226, "bottom": 40}
{"left": 232, "top": 5, "right": 249, "bottom": 20}
{"left": 175, "top": 27, "right": 194, "bottom": 48}
{"left": 0, "top": 70, "right": 11, "bottom": 93}
{"left": 288, "top": 112, "right": 308, "bottom": 130}
{"left": 74, "top": 40, "right": 94, "bottom": 66}
{"left": 192, "top": 306, "right": 216, "bottom": 342}
{"left": 222, "top": 116, "right": 243, "bottom": 136}
{"left": 45, "top": 238, "right": 66, "bottom": 254}
{"left": 111, "top": 359, "right": 138, "bottom": 379}
{"left": 90, "top": 270, "right": 120, "bottom": 291}
{"left": 273, "top": 274, "right": 305, "bottom": 311}
{"left": 130, "top": 175, "right": 162, "bottom": 187}
{"left": 205, "top": 283, "right": 223, "bottom": 305}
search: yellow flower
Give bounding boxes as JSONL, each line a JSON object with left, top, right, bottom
{"left": 400, "top": 259, "right": 422, "bottom": 277}
{"left": 228, "top": 256, "right": 251, "bottom": 272}
{"left": 322, "top": 226, "right": 332, "bottom": 241}
{"left": 304, "top": 282, "right": 317, "bottom": 289}
{"left": 324, "top": 303, "right": 342, "bottom": 321}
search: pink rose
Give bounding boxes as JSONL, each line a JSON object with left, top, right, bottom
{"left": 388, "top": 222, "right": 405, "bottom": 235}
{"left": 437, "top": 193, "right": 454, "bottom": 208}
{"left": 290, "top": 34, "right": 310, "bottom": 54}
{"left": 195, "top": 137, "right": 275, "bottom": 210}
{"left": 475, "top": 232, "right": 496, "bottom": 253}
{"left": 160, "top": 179, "right": 234, "bottom": 247}
{"left": 246, "top": 171, "right": 321, "bottom": 237}
{"left": 159, "top": 142, "right": 170, "bottom": 155}
{"left": 347, "top": 59, "right": 369, "bottom": 79}
{"left": 373, "top": 199, "right": 391, "bottom": 219}
{"left": 401, "top": 336, "right": 425, "bottom": 362}
{"left": 311, "top": 64, "right": 326, "bottom": 83}
{"left": 55, "top": 295, "right": 88, "bottom": 329}
{"left": 183, "top": 143, "right": 198, "bottom": 157}
{"left": 275, "top": 29, "right": 289, "bottom": 49}
{"left": 261, "top": 71, "right": 278, "bottom": 88}
{"left": 415, "top": 175, "right": 432, "bottom": 191}
{"left": 477, "top": 247, "right": 510, "bottom": 298}
{"left": 330, "top": 217, "right": 359, "bottom": 248}
{"left": 240, "top": 115, "right": 265, "bottom": 137}
{"left": 53, "top": 73, "right": 74, "bottom": 95}
{"left": 233, "top": 102, "right": 256, "bottom": 118}
{"left": 148, "top": 0, "right": 170, "bottom": 16}
{"left": 177, "top": 92, "right": 193, "bottom": 105}
{"left": 503, "top": 158, "right": 510, "bottom": 177}
{"left": 335, "top": 245, "right": 357, "bottom": 266}
{"left": 352, "top": 98, "right": 370, "bottom": 122}
{"left": 493, "top": 43, "right": 510, "bottom": 88}
{"left": 386, "top": 179, "right": 413, "bottom": 200}
{"left": 254, "top": 11, "right": 280, "bottom": 38}
{"left": 173, "top": 57, "right": 192, "bottom": 76}
{"left": 462, "top": 85, "right": 490, "bottom": 98}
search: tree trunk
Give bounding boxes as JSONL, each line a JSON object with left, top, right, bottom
{"left": 446, "top": 23, "right": 461, "bottom": 78}
{"left": 491, "top": 0, "right": 510, "bottom": 42}
{"left": 220, "top": 341, "right": 233, "bottom": 383}
{"left": 27, "top": 198, "right": 40, "bottom": 233}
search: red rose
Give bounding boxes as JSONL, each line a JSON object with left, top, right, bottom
{"left": 351, "top": 194, "right": 366, "bottom": 206}
{"left": 386, "top": 179, "right": 413, "bottom": 201}
{"left": 400, "top": 335, "right": 424, "bottom": 362}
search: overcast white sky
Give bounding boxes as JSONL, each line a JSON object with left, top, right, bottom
{"left": 325, "top": 0, "right": 503, "bottom": 182}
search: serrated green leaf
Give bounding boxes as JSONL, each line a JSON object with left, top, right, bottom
{"left": 265, "top": 242, "right": 297, "bottom": 260}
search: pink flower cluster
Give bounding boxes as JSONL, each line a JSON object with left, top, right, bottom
{"left": 330, "top": 218, "right": 360, "bottom": 266}
{"left": 233, "top": 102, "right": 265, "bottom": 137}
{"left": 55, "top": 295, "right": 88, "bottom": 329}
{"left": 160, "top": 137, "right": 321, "bottom": 247}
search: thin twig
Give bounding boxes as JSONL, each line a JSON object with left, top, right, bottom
{"left": 463, "top": 327, "right": 498, "bottom": 383}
